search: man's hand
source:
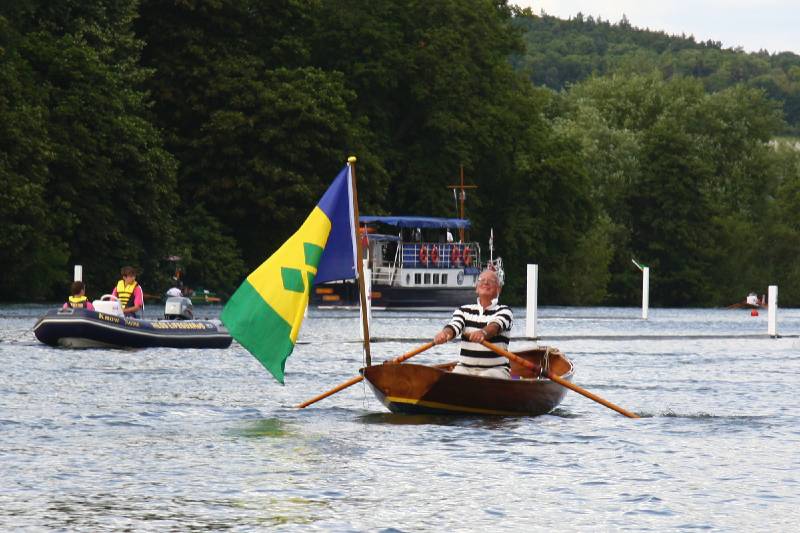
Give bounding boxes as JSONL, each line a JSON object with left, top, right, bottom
{"left": 434, "top": 329, "right": 452, "bottom": 345}
{"left": 467, "top": 329, "right": 487, "bottom": 343}
{"left": 468, "top": 323, "right": 497, "bottom": 343}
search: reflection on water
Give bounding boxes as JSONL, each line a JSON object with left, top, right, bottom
{"left": 358, "top": 412, "right": 466, "bottom": 426}
{"left": 236, "top": 418, "right": 293, "bottom": 438}
{"left": 2, "top": 304, "right": 800, "bottom": 531}
{"left": 358, "top": 412, "right": 526, "bottom": 430}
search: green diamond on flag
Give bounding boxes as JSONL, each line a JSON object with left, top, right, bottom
{"left": 281, "top": 267, "right": 305, "bottom": 293}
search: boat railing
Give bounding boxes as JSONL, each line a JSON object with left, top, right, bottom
{"left": 371, "top": 265, "right": 395, "bottom": 284}
{"left": 399, "top": 242, "right": 481, "bottom": 271}
{"left": 390, "top": 243, "right": 401, "bottom": 284}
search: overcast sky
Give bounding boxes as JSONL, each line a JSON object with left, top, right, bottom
{"left": 513, "top": 1, "right": 800, "bottom": 55}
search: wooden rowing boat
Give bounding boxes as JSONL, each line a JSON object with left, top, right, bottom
{"left": 360, "top": 346, "right": 573, "bottom": 416}
{"left": 726, "top": 301, "right": 765, "bottom": 310}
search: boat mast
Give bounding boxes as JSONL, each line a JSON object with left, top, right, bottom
{"left": 348, "top": 156, "right": 372, "bottom": 366}
{"left": 447, "top": 165, "right": 477, "bottom": 243}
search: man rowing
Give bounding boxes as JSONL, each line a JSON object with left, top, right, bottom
{"left": 433, "top": 269, "right": 513, "bottom": 379}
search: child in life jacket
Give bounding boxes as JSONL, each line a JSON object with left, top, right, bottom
{"left": 63, "top": 280, "right": 95, "bottom": 310}
{"left": 112, "top": 266, "right": 144, "bottom": 317}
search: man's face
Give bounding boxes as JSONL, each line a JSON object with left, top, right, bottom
{"left": 475, "top": 272, "right": 500, "bottom": 299}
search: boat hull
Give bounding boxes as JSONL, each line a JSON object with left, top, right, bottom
{"left": 33, "top": 309, "right": 233, "bottom": 349}
{"left": 727, "top": 302, "right": 765, "bottom": 309}
{"left": 361, "top": 348, "right": 573, "bottom": 416}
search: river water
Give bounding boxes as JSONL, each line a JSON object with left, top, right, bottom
{"left": 2, "top": 304, "right": 799, "bottom": 531}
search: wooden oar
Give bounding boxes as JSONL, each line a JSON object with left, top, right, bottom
{"left": 480, "top": 340, "right": 640, "bottom": 419}
{"left": 296, "top": 341, "right": 435, "bottom": 408}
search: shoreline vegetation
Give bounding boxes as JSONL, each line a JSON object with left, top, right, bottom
{"left": 2, "top": 2, "right": 800, "bottom": 307}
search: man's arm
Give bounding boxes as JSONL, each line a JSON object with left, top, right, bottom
{"left": 126, "top": 286, "right": 144, "bottom": 314}
{"left": 434, "top": 309, "right": 464, "bottom": 345}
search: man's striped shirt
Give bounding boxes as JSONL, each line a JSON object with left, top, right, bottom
{"left": 444, "top": 299, "right": 513, "bottom": 369}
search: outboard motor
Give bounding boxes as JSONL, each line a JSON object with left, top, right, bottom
{"left": 164, "top": 296, "right": 194, "bottom": 320}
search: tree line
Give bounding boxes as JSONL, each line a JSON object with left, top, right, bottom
{"left": 512, "top": 10, "right": 800, "bottom": 134}
{"left": 1, "top": 1, "right": 799, "bottom": 307}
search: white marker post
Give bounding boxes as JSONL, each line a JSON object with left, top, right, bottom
{"left": 525, "top": 264, "right": 538, "bottom": 339}
{"left": 767, "top": 285, "right": 778, "bottom": 337}
{"left": 73, "top": 265, "right": 83, "bottom": 282}
{"left": 632, "top": 259, "right": 649, "bottom": 320}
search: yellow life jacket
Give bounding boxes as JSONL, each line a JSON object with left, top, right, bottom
{"left": 68, "top": 295, "right": 88, "bottom": 308}
{"left": 116, "top": 280, "right": 139, "bottom": 308}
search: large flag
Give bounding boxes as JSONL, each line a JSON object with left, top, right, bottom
{"left": 221, "top": 165, "right": 358, "bottom": 383}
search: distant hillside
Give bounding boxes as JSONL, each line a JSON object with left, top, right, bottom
{"left": 511, "top": 11, "right": 800, "bottom": 133}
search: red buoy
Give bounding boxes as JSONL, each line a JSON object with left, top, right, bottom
{"left": 751, "top": 309, "right": 759, "bottom": 317}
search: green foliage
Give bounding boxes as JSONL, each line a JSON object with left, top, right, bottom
{"left": 2, "top": 2, "right": 800, "bottom": 308}
{"left": 511, "top": 11, "right": 800, "bottom": 134}
{"left": 558, "top": 73, "right": 790, "bottom": 305}
{"left": 305, "top": 1, "right": 600, "bottom": 305}
{"left": 0, "top": 16, "right": 68, "bottom": 300}
{"left": 170, "top": 205, "right": 246, "bottom": 297}
{"left": 185, "top": 64, "right": 370, "bottom": 267}
{"left": 136, "top": 0, "right": 380, "bottom": 269}
{"left": 758, "top": 141, "right": 800, "bottom": 303}
{"left": 631, "top": 106, "right": 719, "bottom": 305}
{"left": 309, "top": 0, "right": 523, "bottom": 215}
{"left": 559, "top": 214, "right": 615, "bottom": 305}
{"left": 1, "top": 1, "right": 178, "bottom": 299}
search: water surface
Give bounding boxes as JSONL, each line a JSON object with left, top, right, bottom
{"left": 2, "top": 305, "right": 799, "bottom": 531}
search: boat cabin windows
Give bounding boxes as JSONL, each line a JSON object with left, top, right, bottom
{"left": 408, "top": 271, "right": 450, "bottom": 286}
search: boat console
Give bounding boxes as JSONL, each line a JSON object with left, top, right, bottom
{"left": 93, "top": 294, "right": 124, "bottom": 316}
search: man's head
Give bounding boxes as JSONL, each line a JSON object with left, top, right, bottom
{"left": 120, "top": 266, "right": 137, "bottom": 282}
{"left": 475, "top": 269, "right": 502, "bottom": 300}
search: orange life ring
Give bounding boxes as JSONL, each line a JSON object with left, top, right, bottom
{"left": 463, "top": 246, "right": 472, "bottom": 266}
{"left": 419, "top": 245, "right": 428, "bottom": 265}
{"left": 450, "top": 245, "right": 460, "bottom": 265}
{"left": 431, "top": 245, "right": 439, "bottom": 265}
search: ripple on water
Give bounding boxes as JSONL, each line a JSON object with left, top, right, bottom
{"left": 2, "top": 305, "right": 800, "bottom": 531}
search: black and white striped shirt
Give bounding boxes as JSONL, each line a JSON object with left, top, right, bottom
{"left": 444, "top": 299, "right": 513, "bottom": 369}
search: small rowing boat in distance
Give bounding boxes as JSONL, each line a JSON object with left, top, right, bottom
{"left": 360, "top": 346, "right": 573, "bottom": 416}
{"left": 727, "top": 292, "right": 766, "bottom": 310}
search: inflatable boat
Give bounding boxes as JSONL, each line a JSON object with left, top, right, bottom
{"left": 33, "top": 295, "right": 232, "bottom": 349}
